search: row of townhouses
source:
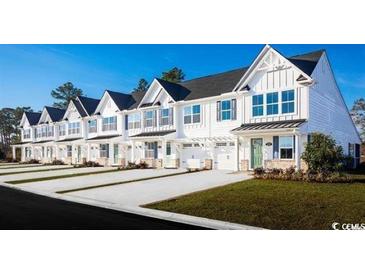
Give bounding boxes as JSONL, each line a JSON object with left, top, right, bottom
{"left": 12, "top": 45, "right": 362, "bottom": 171}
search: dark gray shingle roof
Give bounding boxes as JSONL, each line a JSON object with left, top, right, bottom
{"left": 77, "top": 96, "right": 100, "bottom": 116}
{"left": 25, "top": 112, "right": 41, "bottom": 125}
{"left": 72, "top": 99, "right": 87, "bottom": 117}
{"left": 45, "top": 107, "right": 65, "bottom": 122}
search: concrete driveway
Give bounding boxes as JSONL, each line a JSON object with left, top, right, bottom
{"left": 0, "top": 165, "right": 69, "bottom": 174}
{"left": 19, "top": 168, "right": 186, "bottom": 193}
{"left": 67, "top": 170, "right": 251, "bottom": 206}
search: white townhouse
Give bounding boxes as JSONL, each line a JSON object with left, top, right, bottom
{"left": 12, "top": 45, "right": 362, "bottom": 171}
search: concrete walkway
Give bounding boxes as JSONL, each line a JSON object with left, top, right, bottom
{"left": 0, "top": 167, "right": 116, "bottom": 183}
{"left": 0, "top": 165, "right": 70, "bottom": 174}
{"left": 0, "top": 164, "right": 42, "bottom": 169}
{"left": 68, "top": 170, "right": 251, "bottom": 206}
{"left": 19, "top": 168, "right": 186, "bottom": 193}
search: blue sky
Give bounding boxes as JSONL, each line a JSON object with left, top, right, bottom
{"left": 0, "top": 44, "right": 364, "bottom": 111}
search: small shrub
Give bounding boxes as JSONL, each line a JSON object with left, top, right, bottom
{"left": 127, "top": 161, "right": 138, "bottom": 169}
{"left": 6, "top": 158, "right": 19, "bottom": 163}
{"left": 21, "top": 159, "right": 40, "bottom": 164}
{"left": 253, "top": 167, "right": 265, "bottom": 178}
{"left": 139, "top": 161, "right": 148, "bottom": 169}
{"left": 46, "top": 159, "right": 65, "bottom": 165}
{"left": 74, "top": 161, "right": 102, "bottom": 168}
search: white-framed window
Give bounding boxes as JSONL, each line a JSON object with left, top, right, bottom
{"left": 36, "top": 127, "right": 41, "bottom": 138}
{"left": 68, "top": 122, "right": 80, "bottom": 135}
{"left": 184, "top": 105, "right": 200, "bottom": 124}
{"left": 221, "top": 100, "right": 231, "bottom": 120}
{"left": 100, "top": 144, "right": 109, "bottom": 158}
{"left": 282, "top": 90, "right": 295, "bottom": 114}
{"left": 102, "top": 116, "right": 117, "bottom": 131}
{"left": 128, "top": 113, "right": 141, "bottom": 129}
{"left": 279, "top": 136, "right": 294, "bottom": 159}
{"left": 266, "top": 92, "right": 279, "bottom": 115}
{"left": 252, "top": 95, "right": 264, "bottom": 117}
{"left": 144, "top": 111, "right": 154, "bottom": 127}
{"left": 67, "top": 145, "right": 72, "bottom": 157}
{"left": 23, "top": 129, "right": 31, "bottom": 139}
{"left": 166, "top": 142, "right": 171, "bottom": 156}
{"left": 47, "top": 125, "right": 54, "bottom": 137}
{"left": 41, "top": 126, "right": 47, "bottom": 137}
{"left": 145, "top": 142, "right": 157, "bottom": 158}
{"left": 88, "top": 119, "right": 97, "bottom": 133}
{"left": 160, "top": 108, "right": 170, "bottom": 126}
{"left": 59, "top": 124, "right": 66, "bottom": 136}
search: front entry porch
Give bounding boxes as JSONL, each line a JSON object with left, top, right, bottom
{"left": 232, "top": 119, "right": 308, "bottom": 171}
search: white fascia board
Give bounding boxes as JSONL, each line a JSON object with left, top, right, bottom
{"left": 137, "top": 78, "right": 160, "bottom": 108}
{"left": 94, "top": 90, "right": 110, "bottom": 113}
{"left": 19, "top": 113, "right": 28, "bottom": 127}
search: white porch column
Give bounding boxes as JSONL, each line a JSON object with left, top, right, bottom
{"left": 54, "top": 145, "right": 59, "bottom": 160}
{"left": 235, "top": 136, "right": 240, "bottom": 172}
{"left": 162, "top": 139, "right": 166, "bottom": 167}
{"left": 295, "top": 134, "right": 301, "bottom": 170}
{"left": 31, "top": 146, "right": 35, "bottom": 159}
{"left": 12, "top": 146, "right": 16, "bottom": 160}
{"left": 87, "top": 143, "right": 91, "bottom": 161}
{"left": 131, "top": 141, "right": 135, "bottom": 162}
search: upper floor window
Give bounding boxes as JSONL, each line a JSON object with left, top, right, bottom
{"left": 144, "top": 111, "right": 155, "bottom": 128}
{"left": 59, "top": 124, "right": 66, "bottom": 136}
{"left": 184, "top": 105, "right": 200, "bottom": 124}
{"left": 23, "top": 129, "right": 31, "bottom": 139}
{"left": 252, "top": 95, "right": 264, "bottom": 117}
{"left": 217, "top": 99, "right": 237, "bottom": 121}
{"left": 266, "top": 92, "right": 279, "bottom": 115}
{"left": 160, "top": 108, "right": 173, "bottom": 126}
{"left": 127, "top": 113, "right": 141, "bottom": 129}
{"left": 102, "top": 116, "right": 117, "bottom": 131}
{"left": 41, "top": 126, "right": 47, "bottom": 137}
{"left": 68, "top": 122, "right": 80, "bottom": 135}
{"left": 282, "top": 90, "right": 295, "bottom": 114}
{"left": 88, "top": 119, "right": 97, "bottom": 133}
{"left": 47, "top": 126, "right": 54, "bottom": 137}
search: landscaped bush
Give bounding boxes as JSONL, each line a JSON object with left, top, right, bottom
{"left": 5, "top": 157, "right": 18, "bottom": 163}
{"left": 253, "top": 167, "right": 353, "bottom": 183}
{"left": 74, "top": 161, "right": 102, "bottom": 168}
{"left": 301, "top": 133, "right": 345, "bottom": 172}
{"left": 20, "top": 159, "right": 40, "bottom": 164}
{"left": 125, "top": 161, "right": 149, "bottom": 169}
{"left": 45, "top": 159, "right": 65, "bottom": 165}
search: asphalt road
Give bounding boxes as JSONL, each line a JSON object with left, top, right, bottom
{"left": 0, "top": 186, "right": 205, "bottom": 230}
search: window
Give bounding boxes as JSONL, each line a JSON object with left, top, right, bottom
{"left": 128, "top": 113, "right": 141, "bottom": 129}
{"left": 102, "top": 116, "right": 117, "bottom": 131}
{"left": 252, "top": 95, "right": 264, "bottom": 117}
{"left": 145, "top": 142, "right": 157, "bottom": 158}
{"left": 41, "top": 126, "right": 47, "bottom": 137}
{"left": 216, "top": 142, "right": 227, "bottom": 147}
{"left": 184, "top": 105, "right": 200, "bottom": 124}
{"left": 221, "top": 100, "right": 231, "bottom": 120}
{"left": 279, "top": 136, "right": 293, "bottom": 159}
{"left": 166, "top": 142, "right": 171, "bottom": 156}
{"left": 145, "top": 111, "right": 154, "bottom": 127}
{"left": 67, "top": 145, "right": 72, "bottom": 157}
{"left": 88, "top": 120, "right": 97, "bottom": 133}
{"left": 282, "top": 90, "right": 295, "bottom": 114}
{"left": 47, "top": 126, "right": 54, "bottom": 137}
{"left": 100, "top": 144, "right": 109, "bottom": 158}
{"left": 68, "top": 122, "right": 80, "bottom": 135}
{"left": 266, "top": 92, "right": 278, "bottom": 115}
{"left": 59, "top": 124, "right": 66, "bottom": 136}
{"left": 23, "top": 129, "right": 31, "bottom": 139}
{"left": 160, "top": 108, "right": 170, "bottom": 126}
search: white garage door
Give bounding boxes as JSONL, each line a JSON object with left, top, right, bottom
{"left": 181, "top": 144, "right": 207, "bottom": 169}
{"left": 214, "top": 142, "right": 235, "bottom": 170}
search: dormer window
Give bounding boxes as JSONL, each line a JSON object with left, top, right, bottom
{"left": 144, "top": 111, "right": 156, "bottom": 128}
{"left": 159, "top": 108, "right": 173, "bottom": 126}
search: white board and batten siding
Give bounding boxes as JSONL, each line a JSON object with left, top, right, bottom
{"left": 243, "top": 55, "right": 309, "bottom": 124}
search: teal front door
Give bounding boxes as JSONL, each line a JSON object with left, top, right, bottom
{"left": 251, "top": 138, "right": 263, "bottom": 169}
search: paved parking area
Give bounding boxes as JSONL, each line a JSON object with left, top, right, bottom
{"left": 19, "top": 168, "right": 186, "bottom": 193}
{"left": 68, "top": 170, "right": 251, "bottom": 206}
{"left": 0, "top": 167, "right": 116, "bottom": 183}
{"left": 0, "top": 165, "right": 69, "bottom": 174}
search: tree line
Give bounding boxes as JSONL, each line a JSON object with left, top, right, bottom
{"left": 1, "top": 66, "right": 364, "bottom": 160}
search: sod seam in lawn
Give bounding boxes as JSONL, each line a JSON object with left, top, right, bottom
{"left": 4, "top": 168, "right": 121, "bottom": 184}
{"left": 145, "top": 175, "right": 365, "bottom": 230}
{"left": 56, "top": 170, "right": 198, "bottom": 194}
{"left": 0, "top": 166, "right": 75, "bottom": 176}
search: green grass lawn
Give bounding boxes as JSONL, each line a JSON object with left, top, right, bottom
{"left": 145, "top": 171, "right": 365, "bottom": 230}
